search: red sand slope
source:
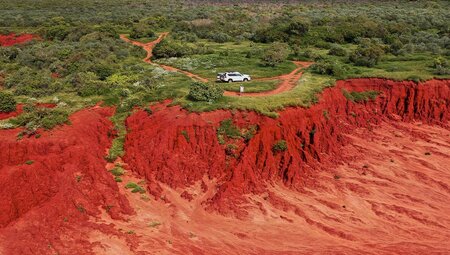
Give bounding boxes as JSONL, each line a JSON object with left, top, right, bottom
{"left": 0, "top": 78, "right": 448, "bottom": 254}
{"left": 0, "top": 33, "right": 37, "bottom": 47}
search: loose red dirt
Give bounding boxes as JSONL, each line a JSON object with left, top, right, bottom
{"left": 0, "top": 78, "right": 449, "bottom": 254}
{"left": 0, "top": 33, "right": 38, "bottom": 47}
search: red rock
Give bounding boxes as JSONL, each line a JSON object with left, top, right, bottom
{"left": 0, "top": 33, "right": 38, "bottom": 47}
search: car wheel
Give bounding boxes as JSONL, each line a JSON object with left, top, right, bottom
{"left": 243, "top": 78, "right": 248, "bottom": 82}
{"left": 228, "top": 79, "right": 233, "bottom": 83}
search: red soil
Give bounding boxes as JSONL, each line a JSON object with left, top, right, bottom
{"left": 120, "top": 33, "right": 312, "bottom": 94}
{"left": 0, "top": 78, "right": 449, "bottom": 254}
{"left": 0, "top": 106, "right": 134, "bottom": 254}
{"left": 0, "top": 33, "right": 37, "bottom": 47}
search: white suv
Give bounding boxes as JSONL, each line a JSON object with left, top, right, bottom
{"left": 217, "top": 72, "right": 251, "bottom": 83}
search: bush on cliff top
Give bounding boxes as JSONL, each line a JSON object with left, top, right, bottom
{"left": 188, "top": 82, "right": 223, "bottom": 102}
{"left": 0, "top": 91, "right": 17, "bottom": 113}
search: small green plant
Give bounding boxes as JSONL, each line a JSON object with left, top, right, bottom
{"left": 323, "top": 110, "right": 329, "bottom": 120}
{"left": 76, "top": 204, "right": 86, "bottom": 213}
{"left": 109, "top": 166, "right": 125, "bottom": 176}
{"left": 424, "top": 152, "right": 431, "bottom": 156}
{"left": 76, "top": 175, "right": 82, "bottom": 182}
{"left": 125, "top": 182, "right": 145, "bottom": 193}
{"left": 114, "top": 176, "right": 123, "bottom": 182}
{"left": 272, "top": 140, "right": 287, "bottom": 152}
{"left": 242, "top": 125, "right": 258, "bottom": 141}
{"left": 334, "top": 174, "right": 341, "bottom": 180}
{"left": 105, "top": 205, "right": 114, "bottom": 212}
{"left": 181, "top": 130, "right": 190, "bottom": 142}
{"left": 148, "top": 221, "right": 162, "bottom": 228}
{"left": 25, "top": 160, "right": 34, "bottom": 165}
{"left": 126, "top": 230, "right": 135, "bottom": 234}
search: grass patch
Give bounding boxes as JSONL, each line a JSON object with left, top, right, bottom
{"left": 342, "top": 89, "right": 380, "bottom": 102}
{"left": 220, "top": 80, "right": 279, "bottom": 93}
{"left": 217, "top": 119, "right": 241, "bottom": 144}
{"left": 106, "top": 111, "right": 129, "bottom": 162}
{"left": 125, "top": 182, "right": 146, "bottom": 193}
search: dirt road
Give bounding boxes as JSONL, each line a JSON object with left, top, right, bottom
{"left": 120, "top": 33, "right": 313, "bottom": 96}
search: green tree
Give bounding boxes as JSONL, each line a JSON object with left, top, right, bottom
{"left": 349, "top": 39, "right": 385, "bottom": 67}
{"left": 261, "top": 42, "right": 290, "bottom": 67}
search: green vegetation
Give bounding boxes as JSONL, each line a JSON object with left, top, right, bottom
{"left": 342, "top": 90, "right": 380, "bottom": 103}
{"left": 148, "top": 221, "right": 162, "bottom": 228}
{"left": 181, "top": 130, "right": 190, "bottom": 143}
{"left": 217, "top": 119, "right": 241, "bottom": 142}
{"left": 125, "top": 182, "right": 145, "bottom": 193}
{"left": 0, "top": 91, "right": 17, "bottom": 112}
{"left": 8, "top": 105, "right": 69, "bottom": 132}
{"left": 261, "top": 42, "right": 290, "bottom": 67}
{"left": 349, "top": 39, "right": 385, "bottom": 67}
{"left": 0, "top": 0, "right": 448, "bottom": 123}
{"left": 110, "top": 166, "right": 125, "bottom": 176}
{"left": 188, "top": 82, "right": 223, "bottom": 102}
{"left": 221, "top": 80, "right": 278, "bottom": 93}
{"left": 25, "top": 160, "right": 34, "bottom": 165}
{"left": 272, "top": 140, "right": 288, "bottom": 152}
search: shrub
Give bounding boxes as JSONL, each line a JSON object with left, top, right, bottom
{"left": 349, "top": 39, "right": 385, "bottom": 67}
{"left": 71, "top": 72, "right": 109, "bottom": 97}
{"left": 285, "top": 19, "right": 310, "bottom": 36}
{"left": 152, "top": 39, "right": 190, "bottom": 59}
{"left": 261, "top": 42, "right": 290, "bottom": 67}
{"left": 129, "top": 24, "right": 155, "bottom": 39}
{"left": 0, "top": 91, "right": 17, "bottom": 113}
{"left": 188, "top": 82, "right": 223, "bottom": 102}
{"left": 125, "top": 182, "right": 145, "bottom": 193}
{"left": 272, "top": 140, "right": 287, "bottom": 152}
{"left": 110, "top": 166, "right": 124, "bottom": 176}
{"left": 210, "top": 32, "right": 231, "bottom": 43}
{"left": 328, "top": 44, "right": 347, "bottom": 56}
{"left": 311, "top": 60, "right": 346, "bottom": 78}
{"left": 9, "top": 106, "right": 69, "bottom": 131}
{"left": 432, "top": 56, "right": 449, "bottom": 75}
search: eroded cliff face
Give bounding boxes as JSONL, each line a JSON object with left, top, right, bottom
{"left": 123, "top": 79, "right": 449, "bottom": 216}
{"left": 0, "top": 79, "right": 448, "bottom": 254}
{"left": 0, "top": 107, "right": 134, "bottom": 254}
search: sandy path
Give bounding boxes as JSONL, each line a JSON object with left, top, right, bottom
{"left": 120, "top": 33, "right": 208, "bottom": 83}
{"left": 120, "top": 33, "right": 313, "bottom": 97}
{"left": 223, "top": 61, "right": 313, "bottom": 97}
